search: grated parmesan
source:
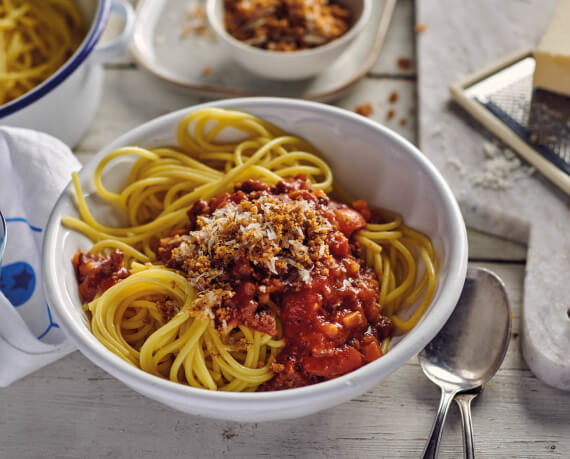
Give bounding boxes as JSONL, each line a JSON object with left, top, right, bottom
{"left": 170, "top": 194, "right": 333, "bottom": 290}
{"left": 447, "top": 141, "right": 535, "bottom": 190}
{"left": 470, "top": 142, "right": 535, "bottom": 190}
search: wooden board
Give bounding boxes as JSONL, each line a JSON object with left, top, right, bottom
{"left": 416, "top": 0, "right": 570, "bottom": 390}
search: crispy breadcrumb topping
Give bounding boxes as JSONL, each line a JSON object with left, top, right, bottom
{"left": 224, "top": 0, "right": 351, "bottom": 51}
{"left": 355, "top": 103, "right": 373, "bottom": 117}
{"left": 171, "top": 193, "right": 332, "bottom": 294}
{"left": 156, "top": 177, "right": 372, "bottom": 341}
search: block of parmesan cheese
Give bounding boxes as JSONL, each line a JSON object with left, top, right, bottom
{"left": 533, "top": 0, "right": 570, "bottom": 96}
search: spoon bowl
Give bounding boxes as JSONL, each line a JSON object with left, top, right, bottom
{"left": 419, "top": 267, "right": 511, "bottom": 458}
{"left": 420, "top": 267, "right": 511, "bottom": 388}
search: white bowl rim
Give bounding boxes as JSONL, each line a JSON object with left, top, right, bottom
{"left": 0, "top": 0, "right": 110, "bottom": 119}
{"left": 206, "top": 0, "right": 372, "bottom": 58}
{"left": 44, "top": 97, "right": 468, "bottom": 405}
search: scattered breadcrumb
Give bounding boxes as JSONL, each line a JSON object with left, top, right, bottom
{"left": 399, "top": 118, "right": 407, "bottom": 126}
{"left": 189, "top": 3, "right": 206, "bottom": 19}
{"left": 181, "top": 24, "right": 193, "bottom": 39}
{"left": 195, "top": 24, "right": 209, "bottom": 36}
{"left": 203, "top": 66, "right": 212, "bottom": 75}
{"left": 397, "top": 57, "right": 412, "bottom": 70}
{"left": 355, "top": 103, "right": 373, "bottom": 117}
{"left": 414, "top": 23, "right": 427, "bottom": 33}
{"left": 388, "top": 91, "right": 398, "bottom": 103}
{"left": 182, "top": 3, "right": 217, "bottom": 41}
{"left": 386, "top": 109, "right": 395, "bottom": 119}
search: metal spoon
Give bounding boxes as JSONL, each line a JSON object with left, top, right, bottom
{"left": 419, "top": 267, "right": 511, "bottom": 459}
{"left": 454, "top": 386, "right": 483, "bottom": 459}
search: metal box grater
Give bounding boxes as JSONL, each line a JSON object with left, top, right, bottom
{"left": 451, "top": 50, "right": 570, "bottom": 195}
{"left": 465, "top": 57, "right": 570, "bottom": 175}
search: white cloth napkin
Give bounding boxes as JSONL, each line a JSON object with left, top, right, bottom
{"left": 0, "top": 127, "right": 80, "bottom": 387}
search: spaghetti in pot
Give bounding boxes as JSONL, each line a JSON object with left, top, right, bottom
{"left": 0, "top": 0, "right": 86, "bottom": 106}
{"left": 63, "top": 108, "right": 437, "bottom": 392}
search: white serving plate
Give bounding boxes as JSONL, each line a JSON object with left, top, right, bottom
{"left": 43, "top": 98, "right": 468, "bottom": 422}
{"left": 131, "top": 0, "right": 396, "bottom": 101}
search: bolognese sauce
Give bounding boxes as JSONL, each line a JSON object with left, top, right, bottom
{"left": 72, "top": 249, "right": 129, "bottom": 303}
{"left": 157, "top": 175, "right": 392, "bottom": 389}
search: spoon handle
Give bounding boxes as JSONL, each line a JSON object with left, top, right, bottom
{"left": 422, "top": 388, "right": 456, "bottom": 459}
{"left": 456, "top": 395, "right": 476, "bottom": 459}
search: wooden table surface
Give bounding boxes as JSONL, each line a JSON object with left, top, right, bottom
{"left": 2, "top": 1, "right": 569, "bottom": 458}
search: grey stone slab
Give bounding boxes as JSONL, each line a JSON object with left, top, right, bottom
{"left": 416, "top": 0, "right": 570, "bottom": 390}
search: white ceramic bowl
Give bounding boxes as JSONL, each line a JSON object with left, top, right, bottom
{"left": 206, "top": 0, "right": 372, "bottom": 80}
{"left": 0, "top": 0, "right": 134, "bottom": 147}
{"left": 43, "top": 98, "right": 468, "bottom": 422}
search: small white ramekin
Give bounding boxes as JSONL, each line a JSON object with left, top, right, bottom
{"left": 0, "top": 0, "right": 135, "bottom": 147}
{"left": 207, "top": 0, "right": 372, "bottom": 80}
{"left": 44, "top": 97, "right": 468, "bottom": 422}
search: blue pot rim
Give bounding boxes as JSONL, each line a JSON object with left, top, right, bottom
{"left": 0, "top": 0, "right": 111, "bottom": 119}
{"left": 0, "top": 210, "right": 6, "bottom": 266}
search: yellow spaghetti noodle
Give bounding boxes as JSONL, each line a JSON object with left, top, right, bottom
{"left": 63, "top": 107, "right": 437, "bottom": 392}
{"left": 0, "top": 0, "right": 86, "bottom": 105}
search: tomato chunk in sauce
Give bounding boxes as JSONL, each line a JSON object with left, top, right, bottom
{"left": 265, "top": 251, "right": 392, "bottom": 390}
{"left": 72, "top": 249, "right": 129, "bottom": 302}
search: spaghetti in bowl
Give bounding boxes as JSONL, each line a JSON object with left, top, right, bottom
{"left": 44, "top": 98, "right": 468, "bottom": 421}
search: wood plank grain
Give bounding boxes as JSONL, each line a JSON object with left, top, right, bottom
{"left": 467, "top": 229, "right": 526, "bottom": 262}
{"left": 337, "top": 77, "right": 417, "bottom": 141}
{"left": 370, "top": 0, "right": 416, "bottom": 77}
{"left": 76, "top": 72, "right": 417, "bottom": 158}
{"left": 74, "top": 68, "right": 202, "bottom": 154}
